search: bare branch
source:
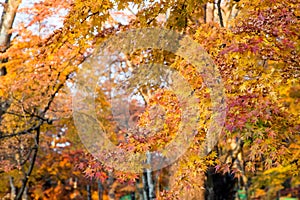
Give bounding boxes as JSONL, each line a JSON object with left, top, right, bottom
{"left": 15, "top": 127, "right": 40, "bottom": 200}
{"left": 216, "top": 0, "right": 224, "bottom": 27}
{"left": 0, "top": 120, "right": 42, "bottom": 139}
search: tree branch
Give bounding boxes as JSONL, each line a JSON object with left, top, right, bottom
{"left": 216, "top": 0, "right": 224, "bottom": 27}
{"left": 0, "top": 120, "right": 43, "bottom": 139}
{"left": 15, "top": 127, "right": 40, "bottom": 200}
{"left": 203, "top": 3, "right": 207, "bottom": 23}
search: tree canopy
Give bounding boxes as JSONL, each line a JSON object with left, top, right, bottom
{"left": 0, "top": 0, "right": 299, "bottom": 199}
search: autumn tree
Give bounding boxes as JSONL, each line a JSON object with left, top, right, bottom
{"left": 0, "top": 0, "right": 299, "bottom": 199}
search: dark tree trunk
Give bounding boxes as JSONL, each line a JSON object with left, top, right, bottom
{"left": 97, "top": 180, "right": 103, "bottom": 200}
{"left": 205, "top": 168, "right": 237, "bottom": 200}
{"left": 142, "top": 152, "right": 156, "bottom": 200}
{"left": 87, "top": 184, "right": 92, "bottom": 200}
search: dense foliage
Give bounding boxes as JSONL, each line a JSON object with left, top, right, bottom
{"left": 0, "top": 0, "right": 299, "bottom": 199}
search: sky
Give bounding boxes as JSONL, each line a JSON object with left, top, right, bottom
{"left": 0, "top": 0, "right": 141, "bottom": 39}
{"left": 0, "top": 0, "right": 67, "bottom": 39}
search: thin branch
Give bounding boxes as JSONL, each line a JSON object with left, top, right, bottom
{"left": 146, "top": 7, "right": 164, "bottom": 25}
{"left": 15, "top": 127, "right": 40, "bottom": 200}
{"left": 0, "top": 74, "right": 67, "bottom": 139}
{"left": 19, "top": 147, "right": 34, "bottom": 166}
{"left": 0, "top": 120, "right": 43, "bottom": 139}
{"left": 216, "top": 0, "right": 224, "bottom": 27}
{"left": 203, "top": 3, "right": 207, "bottom": 23}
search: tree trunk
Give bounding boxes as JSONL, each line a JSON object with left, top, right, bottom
{"left": 0, "top": 0, "right": 21, "bottom": 77}
{"left": 107, "top": 172, "right": 116, "bottom": 200}
{"left": 142, "top": 152, "right": 155, "bottom": 200}
{"left": 142, "top": 172, "right": 148, "bottom": 200}
{"left": 9, "top": 176, "right": 16, "bottom": 200}
{"left": 87, "top": 184, "right": 92, "bottom": 200}
{"left": 146, "top": 152, "right": 155, "bottom": 200}
{"left": 205, "top": 168, "right": 237, "bottom": 200}
{"left": 136, "top": 178, "right": 144, "bottom": 200}
{"left": 97, "top": 180, "right": 103, "bottom": 200}
{"left": 0, "top": 0, "right": 20, "bottom": 129}
{"left": 21, "top": 186, "right": 28, "bottom": 200}
{"left": 0, "top": 0, "right": 21, "bottom": 52}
